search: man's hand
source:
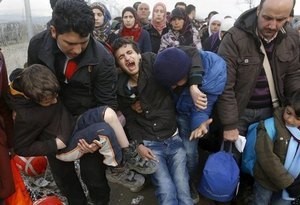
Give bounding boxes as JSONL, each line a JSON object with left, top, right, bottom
{"left": 137, "top": 144, "right": 158, "bottom": 162}
{"left": 190, "top": 85, "right": 207, "bottom": 110}
{"left": 131, "top": 100, "right": 143, "bottom": 113}
{"left": 189, "top": 118, "right": 213, "bottom": 140}
{"left": 223, "top": 129, "right": 239, "bottom": 142}
{"left": 77, "top": 139, "right": 99, "bottom": 153}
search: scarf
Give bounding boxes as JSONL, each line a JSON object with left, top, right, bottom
{"left": 151, "top": 2, "right": 167, "bottom": 33}
{"left": 120, "top": 23, "right": 142, "bottom": 42}
{"left": 282, "top": 125, "right": 300, "bottom": 200}
{"left": 93, "top": 21, "right": 111, "bottom": 42}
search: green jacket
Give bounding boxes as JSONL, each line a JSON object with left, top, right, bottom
{"left": 254, "top": 108, "right": 294, "bottom": 191}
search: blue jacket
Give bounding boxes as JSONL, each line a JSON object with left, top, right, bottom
{"left": 175, "top": 50, "right": 226, "bottom": 130}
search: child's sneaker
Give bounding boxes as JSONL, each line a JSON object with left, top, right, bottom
{"left": 122, "top": 141, "right": 158, "bottom": 175}
{"left": 106, "top": 166, "right": 145, "bottom": 191}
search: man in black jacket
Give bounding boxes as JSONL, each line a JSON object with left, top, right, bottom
{"left": 27, "top": 0, "right": 117, "bottom": 204}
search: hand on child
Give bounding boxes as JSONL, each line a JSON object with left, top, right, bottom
{"left": 137, "top": 144, "right": 158, "bottom": 162}
{"left": 189, "top": 118, "right": 213, "bottom": 140}
{"left": 78, "top": 139, "right": 99, "bottom": 153}
{"left": 189, "top": 85, "right": 207, "bottom": 110}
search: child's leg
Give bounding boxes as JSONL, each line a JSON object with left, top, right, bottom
{"left": 103, "top": 107, "right": 129, "bottom": 148}
{"left": 56, "top": 122, "right": 122, "bottom": 166}
{"left": 75, "top": 106, "right": 129, "bottom": 148}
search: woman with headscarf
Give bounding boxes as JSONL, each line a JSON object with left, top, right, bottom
{"left": 159, "top": 7, "right": 199, "bottom": 52}
{"left": 116, "top": 7, "right": 152, "bottom": 53}
{"left": 144, "top": 2, "right": 169, "bottom": 53}
{"left": 90, "top": 2, "right": 118, "bottom": 52}
{"left": 202, "top": 16, "right": 235, "bottom": 53}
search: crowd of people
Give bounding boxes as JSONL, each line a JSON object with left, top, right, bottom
{"left": 1, "top": 0, "right": 300, "bottom": 205}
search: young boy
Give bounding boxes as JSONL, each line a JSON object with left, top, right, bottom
{"left": 251, "top": 90, "right": 300, "bottom": 205}
{"left": 7, "top": 64, "right": 157, "bottom": 191}
{"left": 112, "top": 38, "right": 196, "bottom": 205}
{"left": 153, "top": 47, "right": 227, "bottom": 203}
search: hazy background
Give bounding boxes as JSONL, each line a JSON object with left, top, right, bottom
{"left": 3, "top": 0, "right": 300, "bottom": 21}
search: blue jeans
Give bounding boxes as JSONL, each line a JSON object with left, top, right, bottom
{"left": 143, "top": 134, "right": 193, "bottom": 205}
{"left": 177, "top": 115, "right": 199, "bottom": 179}
{"left": 252, "top": 181, "right": 292, "bottom": 205}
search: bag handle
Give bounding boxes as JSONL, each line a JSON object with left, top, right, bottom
{"left": 220, "top": 141, "right": 233, "bottom": 153}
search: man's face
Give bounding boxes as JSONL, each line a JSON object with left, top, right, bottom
{"left": 256, "top": 0, "right": 292, "bottom": 40}
{"left": 114, "top": 44, "right": 141, "bottom": 77}
{"left": 137, "top": 3, "right": 150, "bottom": 20}
{"left": 50, "top": 26, "right": 90, "bottom": 59}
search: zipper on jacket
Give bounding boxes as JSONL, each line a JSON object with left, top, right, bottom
{"left": 88, "top": 65, "right": 93, "bottom": 95}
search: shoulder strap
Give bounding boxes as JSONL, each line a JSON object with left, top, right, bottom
{"left": 264, "top": 117, "right": 277, "bottom": 141}
{"left": 260, "top": 41, "right": 279, "bottom": 108}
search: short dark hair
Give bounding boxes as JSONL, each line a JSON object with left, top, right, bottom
{"left": 51, "top": 0, "right": 94, "bottom": 37}
{"left": 175, "top": 2, "right": 186, "bottom": 9}
{"left": 19, "top": 64, "right": 59, "bottom": 103}
{"left": 112, "top": 37, "right": 140, "bottom": 56}
{"left": 286, "top": 90, "right": 300, "bottom": 117}
{"left": 186, "top": 4, "right": 196, "bottom": 15}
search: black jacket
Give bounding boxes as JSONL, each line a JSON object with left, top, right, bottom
{"left": 27, "top": 30, "right": 118, "bottom": 116}
{"left": 117, "top": 52, "right": 177, "bottom": 144}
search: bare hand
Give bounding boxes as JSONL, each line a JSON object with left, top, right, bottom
{"left": 137, "top": 144, "right": 158, "bottom": 162}
{"left": 131, "top": 100, "right": 143, "bottom": 113}
{"left": 77, "top": 139, "right": 99, "bottom": 153}
{"left": 189, "top": 85, "right": 207, "bottom": 110}
{"left": 189, "top": 118, "right": 213, "bottom": 140}
{"left": 223, "top": 129, "right": 239, "bottom": 142}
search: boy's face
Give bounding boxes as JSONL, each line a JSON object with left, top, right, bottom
{"left": 38, "top": 94, "right": 58, "bottom": 107}
{"left": 114, "top": 44, "right": 141, "bottom": 77}
{"left": 283, "top": 106, "right": 300, "bottom": 127}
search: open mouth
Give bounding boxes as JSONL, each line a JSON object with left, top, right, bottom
{"left": 126, "top": 61, "right": 136, "bottom": 70}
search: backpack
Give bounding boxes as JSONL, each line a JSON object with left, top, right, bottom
{"left": 241, "top": 117, "right": 277, "bottom": 176}
{"left": 198, "top": 143, "right": 240, "bottom": 202}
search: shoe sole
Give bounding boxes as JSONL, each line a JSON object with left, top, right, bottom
{"left": 127, "top": 160, "right": 158, "bottom": 175}
{"left": 106, "top": 171, "right": 145, "bottom": 190}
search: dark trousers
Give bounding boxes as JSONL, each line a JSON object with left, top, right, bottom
{"left": 48, "top": 152, "right": 110, "bottom": 205}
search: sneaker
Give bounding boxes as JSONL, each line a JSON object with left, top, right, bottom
{"left": 122, "top": 141, "right": 158, "bottom": 175}
{"left": 190, "top": 183, "right": 200, "bottom": 204}
{"left": 106, "top": 166, "right": 145, "bottom": 191}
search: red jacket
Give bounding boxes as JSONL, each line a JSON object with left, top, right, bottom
{"left": 0, "top": 50, "right": 15, "bottom": 199}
